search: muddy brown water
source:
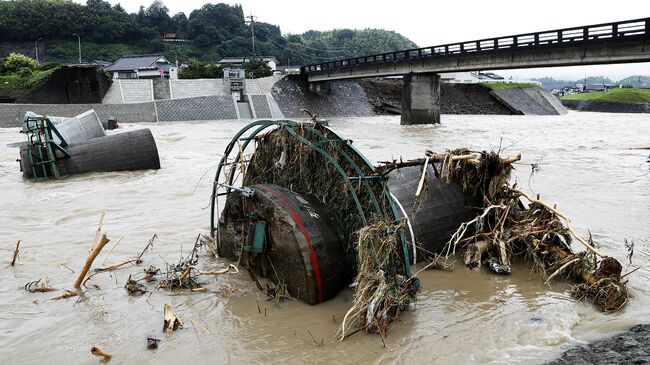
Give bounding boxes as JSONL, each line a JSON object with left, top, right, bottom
{"left": 1, "top": 112, "right": 649, "bottom": 364}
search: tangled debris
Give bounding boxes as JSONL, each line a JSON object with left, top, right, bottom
{"left": 24, "top": 278, "right": 54, "bottom": 293}
{"left": 416, "top": 149, "right": 629, "bottom": 312}
{"left": 339, "top": 219, "right": 418, "bottom": 339}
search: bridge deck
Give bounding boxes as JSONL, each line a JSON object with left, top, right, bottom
{"left": 301, "top": 17, "right": 650, "bottom": 81}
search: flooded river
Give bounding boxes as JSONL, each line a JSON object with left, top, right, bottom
{"left": 1, "top": 112, "right": 649, "bottom": 364}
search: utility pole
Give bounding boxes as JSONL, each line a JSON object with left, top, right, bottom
{"left": 35, "top": 38, "right": 42, "bottom": 64}
{"left": 246, "top": 14, "right": 256, "bottom": 59}
{"left": 72, "top": 33, "right": 81, "bottom": 63}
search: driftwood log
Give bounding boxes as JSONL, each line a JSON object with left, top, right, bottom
{"left": 74, "top": 234, "right": 110, "bottom": 289}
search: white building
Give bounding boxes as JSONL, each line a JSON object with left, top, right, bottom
{"left": 440, "top": 71, "right": 541, "bottom": 86}
{"left": 105, "top": 54, "right": 178, "bottom": 79}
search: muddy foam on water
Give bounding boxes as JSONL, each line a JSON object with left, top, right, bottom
{"left": 1, "top": 112, "right": 648, "bottom": 364}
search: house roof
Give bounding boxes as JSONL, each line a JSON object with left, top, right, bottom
{"left": 105, "top": 54, "right": 170, "bottom": 72}
{"left": 217, "top": 56, "right": 278, "bottom": 64}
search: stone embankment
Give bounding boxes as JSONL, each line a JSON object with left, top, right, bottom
{"left": 562, "top": 100, "right": 650, "bottom": 113}
{"left": 357, "top": 79, "right": 566, "bottom": 116}
{"left": 547, "top": 324, "right": 650, "bottom": 364}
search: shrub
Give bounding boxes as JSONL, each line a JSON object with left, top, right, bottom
{"left": 3, "top": 53, "right": 39, "bottom": 73}
{"left": 17, "top": 67, "right": 33, "bottom": 78}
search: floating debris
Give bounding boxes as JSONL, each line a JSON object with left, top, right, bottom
{"left": 163, "top": 304, "right": 183, "bottom": 333}
{"left": 124, "top": 275, "right": 146, "bottom": 296}
{"left": 146, "top": 337, "right": 160, "bottom": 350}
{"left": 24, "top": 279, "right": 54, "bottom": 293}
{"left": 426, "top": 149, "right": 629, "bottom": 312}
{"left": 10, "top": 240, "right": 20, "bottom": 266}
{"left": 90, "top": 346, "right": 112, "bottom": 360}
{"left": 339, "top": 219, "right": 418, "bottom": 339}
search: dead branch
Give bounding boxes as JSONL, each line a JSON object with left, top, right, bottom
{"left": 100, "top": 236, "right": 124, "bottom": 266}
{"left": 188, "top": 264, "right": 238, "bottom": 276}
{"left": 83, "top": 258, "right": 142, "bottom": 286}
{"left": 10, "top": 240, "right": 20, "bottom": 266}
{"left": 51, "top": 290, "right": 78, "bottom": 300}
{"left": 138, "top": 234, "right": 157, "bottom": 260}
{"left": 512, "top": 189, "right": 606, "bottom": 257}
{"left": 90, "top": 210, "right": 105, "bottom": 252}
{"left": 74, "top": 234, "right": 110, "bottom": 289}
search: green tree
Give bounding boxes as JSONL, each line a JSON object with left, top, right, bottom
{"left": 3, "top": 53, "right": 39, "bottom": 73}
{"left": 244, "top": 59, "right": 272, "bottom": 79}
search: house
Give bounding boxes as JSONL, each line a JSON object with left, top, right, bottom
{"left": 163, "top": 33, "right": 186, "bottom": 42}
{"left": 439, "top": 71, "right": 541, "bottom": 86}
{"left": 104, "top": 54, "right": 178, "bottom": 79}
{"left": 217, "top": 56, "right": 278, "bottom": 71}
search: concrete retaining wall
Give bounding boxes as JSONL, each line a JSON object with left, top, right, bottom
{"left": 561, "top": 100, "right": 650, "bottom": 113}
{"left": 490, "top": 88, "right": 567, "bottom": 115}
{"left": 0, "top": 102, "right": 157, "bottom": 128}
{"left": 271, "top": 75, "right": 375, "bottom": 118}
{"left": 250, "top": 94, "right": 274, "bottom": 118}
{"left": 156, "top": 96, "right": 237, "bottom": 121}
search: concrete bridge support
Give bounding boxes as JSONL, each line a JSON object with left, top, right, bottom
{"left": 401, "top": 73, "right": 441, "bottom": 125}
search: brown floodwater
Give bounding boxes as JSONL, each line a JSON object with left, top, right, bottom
{"left": 1, "top": 112, "right": 649, "bottom": 364}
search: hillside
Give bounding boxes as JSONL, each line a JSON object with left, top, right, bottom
{"left": 0, "top": 0, "right": 417, "bottom": 66}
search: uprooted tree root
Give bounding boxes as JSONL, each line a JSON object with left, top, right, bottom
{"left": 423, "top": 149, "right": 630, "bottom": 313}
{"left": 339, "top": 219, "right": 418, "bottom": 340}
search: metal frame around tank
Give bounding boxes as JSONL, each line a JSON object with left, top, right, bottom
{"left": 210, "top": 119, "right": 411, "bottom": 275}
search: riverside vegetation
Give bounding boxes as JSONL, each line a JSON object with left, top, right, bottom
{"left": 0, "top": 0, "right": 417, "bottom": 67}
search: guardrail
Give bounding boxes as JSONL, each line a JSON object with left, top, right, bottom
{"left": 301, "top": 17, "right": 649, "bottom": 74}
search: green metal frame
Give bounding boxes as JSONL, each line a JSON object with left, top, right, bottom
{"left": 210, "top": 120, "right": 411, "bottom": 276}
{"left": 22, "top": 116, "right": 70, "bottom": 180}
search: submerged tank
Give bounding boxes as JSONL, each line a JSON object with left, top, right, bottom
{"left": 212, "top": 120, "right": 477, "bottom": 304}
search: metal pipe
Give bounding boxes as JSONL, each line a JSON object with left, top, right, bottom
{"left": 35, "top": 38, "right": 41, "bottom": 64}
{"left": 72, "top": 33, "right": 81, "bottom": 63}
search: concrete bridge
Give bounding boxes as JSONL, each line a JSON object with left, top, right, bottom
{"left": 300, "top": 17, "right": 650, "bottom": 124}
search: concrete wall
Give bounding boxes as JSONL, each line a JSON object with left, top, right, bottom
{"left": 118, "top": 79, "right": 154, "bottom": 103}
{"left": 156, "top": 96, "right": 238, "bottom": 121}
{"left": 100, "top": 75, "right": 285, "bottom": 104}
{"left": 271, "top": 75, "right": 375, "bottom": 118}
{"left": 170, "top": 79, "right": 225, "bottom": 99}
{"left": 249, "top": 94, "right": 274, "bottom": 118}
{"left": 0, "top": 102, "right": 157, "bottom": 128}
{"left": 490, "top": 88, "right": 567, "bottom": 115}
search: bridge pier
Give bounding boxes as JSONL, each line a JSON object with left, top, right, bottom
{"left": 401, "top": 73, "right": 441, "bottom": 125}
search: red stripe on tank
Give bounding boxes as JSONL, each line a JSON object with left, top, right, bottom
{"left": 258, "top": 185, "right": 323, "bottom": 303}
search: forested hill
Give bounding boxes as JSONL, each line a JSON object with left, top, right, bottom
{"left": 0, "top": 0, "right": 418, "bottom": 65}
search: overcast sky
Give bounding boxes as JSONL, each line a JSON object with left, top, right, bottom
{"left": 81, "top": 0, "right": 650, "bottom": 80}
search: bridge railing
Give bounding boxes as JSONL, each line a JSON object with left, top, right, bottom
{"left": 301, "top": 18, "right": 649, "bottom": 74}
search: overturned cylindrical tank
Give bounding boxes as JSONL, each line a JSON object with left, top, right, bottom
{"left": 218, "top": 184, "right": 351, "bottom": 304}
{"left": 388, "top": 164, "right": 480, "bottom": 256}
{"left": 18, "top": 111, "right": 160, "bottom": 179}
{"left": 20, "top": 128, "right": 160, "bottom": 178}
{"left": 212, "top": 120, "right": 478, "bottom": 304}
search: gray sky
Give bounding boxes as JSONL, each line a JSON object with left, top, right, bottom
{"left": 82, "top": 0, "right": 650, "bottom": 80}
